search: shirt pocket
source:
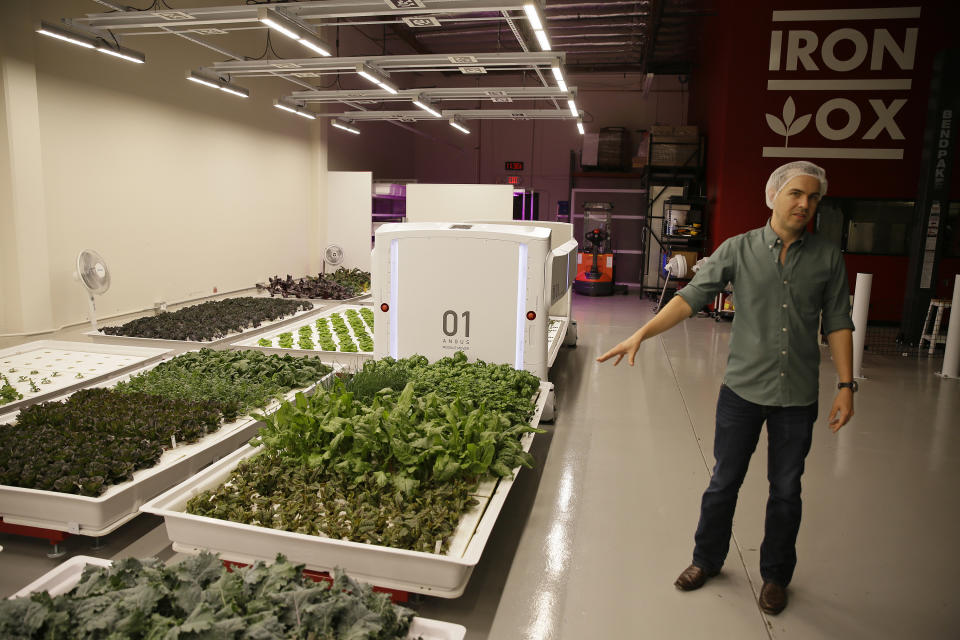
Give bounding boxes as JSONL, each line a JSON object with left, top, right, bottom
{"left": 791, "top": 261, "right": 831, "bottom": 319}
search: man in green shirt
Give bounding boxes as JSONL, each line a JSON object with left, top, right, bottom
{"left": 597, "top": 161, "right": 855, "bottom": 615}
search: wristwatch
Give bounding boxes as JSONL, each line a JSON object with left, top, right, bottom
{"left": 837, "top": 381, "right": 859, "bottom": 392}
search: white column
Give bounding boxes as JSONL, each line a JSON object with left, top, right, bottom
{"left": 0, "top": 5, "right": 55, "bottom": 334}
{"left": 852, "top": 272, "right": 872, "bottom": 379}
{"left": 939, "top": 274, "right": 960, "bottom": 379}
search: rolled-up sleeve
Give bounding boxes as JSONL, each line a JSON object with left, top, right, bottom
{"left": 821, "top": 250, "right": 855, "bottom": 334}
{"left": 676, "top": 239, "right": 736, "bottom": 316}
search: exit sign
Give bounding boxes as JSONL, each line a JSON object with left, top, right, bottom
{"left": 504, "top": 161, "right": 524, "bottom": 171}
{"left": 507, "top": 176, "right": 521, "bottom": 185}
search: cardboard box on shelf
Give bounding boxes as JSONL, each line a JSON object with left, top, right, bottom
{"left": 651, "top": 143, "right": 699, "bottom": 166}
{"left": 670, "top": 250, "right": 699, "bottom": 274}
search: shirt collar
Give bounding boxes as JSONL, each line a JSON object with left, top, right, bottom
{"left": 763, "top": 218, "right": 807, "bottom": 250}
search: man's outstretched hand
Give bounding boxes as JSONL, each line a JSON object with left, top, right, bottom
{"left": 597, "top": 334, "right": 643, "bottom": 366}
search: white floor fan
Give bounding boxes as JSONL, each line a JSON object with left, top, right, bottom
{"left": 75, "top": 250, "right": 111, "bottom": 331}
{"left": 323, "top": 244, "right": 344, "bottom": 273}
{"left": 657, "top": 253, "right": 688, "bottom": 311}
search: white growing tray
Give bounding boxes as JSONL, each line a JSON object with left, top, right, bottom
{"left": 10, "top": 556, "right": 465, "bottom": 640}
{"left": 88, "top": 301, "right": 319, "bottom": 345}
{"left": 142, "top": 381, "right": 553, "bottom": 598}
{"left": 0, "top": 357, "right": 338, "bottom": 536}
{"left": 232, "top": 304, "right": 374, "bottom": 354}
{"left": 0, "top": 341, "right": 171, "bottom": 415}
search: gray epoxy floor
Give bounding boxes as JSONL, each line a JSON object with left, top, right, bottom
{"left": 2, "top": 293, "right": 958, "bottom": 639}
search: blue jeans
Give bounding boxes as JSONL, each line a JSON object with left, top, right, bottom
{"left": 692, "top": 385, "right": 817, "bottom": 586}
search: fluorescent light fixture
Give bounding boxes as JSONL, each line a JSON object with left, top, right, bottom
{"left": 274, "top": 100, "right": 316, "bottom": 120}
{"left": 523, "top": 4, "right": 544, "bottom": 31}
{"left": 413, "top": 94, "right": 441, "bottom": 118}
{"left": 96, "top": 44, "right": 145, "bottom": 64}
{"left": 551, "top": 65, "right": 567, "bottom": 92}
{"left": 449, "top": 117, "right": 470, "bottom": 134}
{"left": 259, "top": 16, "right": 299, "bottom": 40}
{"left": 576, "top": 119, "right": 584, "bottom": 135}
{"left": 298, "top": 36, "right": 331, "bottom": 56}
{"left": 187, "top": 71, "right": 249, "bottom": 98}
{"left": 219, "top": 85, "right": 250, "bottom": 98}
{"left": 36, "top": 21, "right": 96, "bottom": 49}
{"left": 331, "top": 119, "right": 360, "bottom": 134}
{"left": 535, "top": 29, "right": 551, "bottom": 51}
{"left": 356, "top": 63, "right": 398, "bottom": 94}
{"left": 567, "top": 99, "right": 578, "bottom": 117}
{"left": 259, "top": 7, "right": 332, "bottom": 57}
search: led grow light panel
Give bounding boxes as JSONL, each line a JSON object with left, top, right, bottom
{"left": 142, "top": 381, "right": 552, "bottom": 598}
{"left": 232, "top": 304, "right": 374, "bottom": 353}
{"left": 9, "top": 556, "right": 466, "bottom": 640}
{"left": 0, "top": 358, "right": 338, "bottom": 536}
{"left": 0, "top": 341, "right": 170, "bottom": 413}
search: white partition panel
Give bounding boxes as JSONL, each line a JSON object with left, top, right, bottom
{"left": 326, "top": 172, "right": 373, "bottom": 271}
{"left": 406, "top": 184, "right": 514, "bottom": 223}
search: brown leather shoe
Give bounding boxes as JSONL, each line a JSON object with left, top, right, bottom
{"left": 759, "top": 581, "right": 787, "bottom": 614}
{"left": 674, "top": 564, "right": 719, "bottom": 591}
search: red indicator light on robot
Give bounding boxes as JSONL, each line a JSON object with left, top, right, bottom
{"left": 380, "top": 303, "right": 389, "bottom": 312}
{"left": 526, "top": 311, "right": 536, "bottom": 320}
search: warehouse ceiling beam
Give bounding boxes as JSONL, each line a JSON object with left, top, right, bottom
{"left": 207, "top": 51, "right": 563, "bottom": 76}
{"left": 288, "top": 86, "right": 577, "bottom": 103}
{"left": 320, "top": 108, "right": 577, "bottom": 121}
{"left": 74, "top": 1, "right": 539, "bottom": 31}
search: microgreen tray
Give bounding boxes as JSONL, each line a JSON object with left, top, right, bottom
{"left": 141, "top": 381, "right": 553, "bottom": 598}
{"left": 232, "top": 304, "right": 375, "bottom": 354}
{"left": 0, "top": 341, "right": 171, "bottom": 415}
{"left": 0, "top": 359, "right": 338, "bottom": 537}
{"left": 9, "top": 556, "right": 466, "bottom": 639}
{"left": 86, "top": 300, "right": 319, "bottom": 344}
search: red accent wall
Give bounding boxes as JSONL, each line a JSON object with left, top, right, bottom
{"left": 689, "top": 1, "right": 958, "bottom": 322}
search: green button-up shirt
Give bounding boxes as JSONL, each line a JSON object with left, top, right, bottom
{"left": 676, "top": 221, "right": 854, "bottom": 407}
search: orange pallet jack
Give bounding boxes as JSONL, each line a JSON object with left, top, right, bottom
{"left": 574, "top": 226, "right": 615, "bottom": 296}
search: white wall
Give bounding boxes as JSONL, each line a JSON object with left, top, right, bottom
{"left": 326, "top": 172, "right": 372, "bottom": 271}
{"left": 406, "top": 183, "right": 514, "bottom": 223}
{"left": 0, "top": 1, "right": 328, "bottom": 333}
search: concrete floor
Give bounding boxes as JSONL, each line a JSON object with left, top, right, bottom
{"left": 2, "top": 293, "right": 958, "bottom": 639}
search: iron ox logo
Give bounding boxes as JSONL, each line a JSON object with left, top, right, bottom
{"left": 762, "top": 6, "right": 921, "bottom": 160}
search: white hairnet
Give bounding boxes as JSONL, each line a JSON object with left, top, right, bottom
{"left": 764, "top": 161, "right": 827, "bottom": 209}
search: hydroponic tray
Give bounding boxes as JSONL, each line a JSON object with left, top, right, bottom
{"left": 0, "top": 359, "right": 338, "bottom": 537}
{"left": 547, "top": 316, "right": 568, "bottom": 368}
{"left": 10, "top": 556, "right": 466, "bottom": 640}
{"left": 142, "top": 381, "right": 553, "bottom": 598}
{"left": 86, "top": 302, "right": 320, "bottom": 345}
{"left": 0, "top": 341, "right": 171, "bottom": 416}
{"left": 232, "top": 304, "right": 374, "bottom": 354}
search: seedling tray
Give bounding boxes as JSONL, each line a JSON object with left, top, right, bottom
{"left": 232, "top": 304, "right": 374, "bottom": 354}
{"left": 142, "top": 382, "right": 552, "bottom": 598}
{"left": 0, "top": 359, "right": 338, "bottom": 536}
{"left": 0, "top": 341, "right": 171, "bottom": 416}
{"left": 86, "top": 302, "right": 319, "bottom": 344}
{"left": 10, "top": 556, "right": 465, "bottom": 640}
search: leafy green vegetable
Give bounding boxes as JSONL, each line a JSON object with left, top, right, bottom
{"left": 258, "top": 268, "right": 371, "bottom": 300}
{"left": 0, "top": 553, "right": 418, "bottom": 639}
{"left": 0, "top": 388, "right": 225, "bottom": 496}
{"left": 101, "top": 297, "right": 312, "bottom": 341}
{"left": 114, "top": 349, "right": 332, "bottom": 421}
{"left": 186, "top": 354, "right": 543, "bottom": 553}
{"left": 0, "top": 372, "right": 22, "bottom": 406}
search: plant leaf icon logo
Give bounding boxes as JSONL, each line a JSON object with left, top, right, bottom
{"left": 765, "top": 97, "right": 811, "bottom": 148}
